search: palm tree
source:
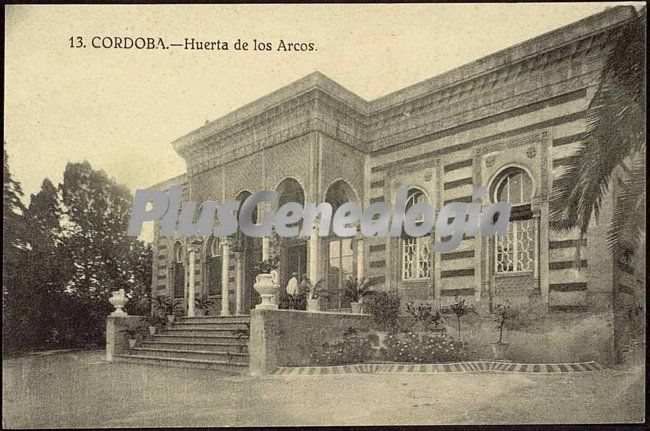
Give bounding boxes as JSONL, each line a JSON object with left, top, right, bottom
{"left": 549, "top": 7, "right": 646, "bottom": 259}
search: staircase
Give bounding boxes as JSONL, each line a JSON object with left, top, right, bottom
{"left": 115, "top": 315, "right": 250, "bottom": 374}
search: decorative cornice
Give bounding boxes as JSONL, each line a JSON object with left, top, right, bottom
{"left": 168, "top": 7, "right": 632, "bottom": 173}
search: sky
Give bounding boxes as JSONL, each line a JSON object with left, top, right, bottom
{"left": 5, "top": 3, "right": 642, "bottom": 207}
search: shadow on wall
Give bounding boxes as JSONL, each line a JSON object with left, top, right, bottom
{"left": 448, "top": 310, "right": 615, "bottom": 365}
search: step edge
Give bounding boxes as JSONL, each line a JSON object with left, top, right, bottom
{"left": 116, "top": 354, "right": 249, "bottom": 366}
{"left": 132, "top": 347, "right": 248, "bottom": 356}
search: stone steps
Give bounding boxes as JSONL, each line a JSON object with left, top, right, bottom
{"left": 129, "top": 347, "right": 249, "bottom": 363}
{"left": 171, "top": 322, "right": 250, "bottom": 330}
{"left": 178, "top": 315, "right": 250, "bottom": 324}
{"left": 114, "top": 354, "right": 248, "bottom": 374}
{"left": 161, "top": 328, "right": 248, "bottom": 338}
{"left": 152, "top": 334, "right": 249, "bottom": 344}
{"left": 117, "top": 316, "right": 250, "bottom": 373}
{"left": 140, "top": 340, "right": 249, "bottom": 354}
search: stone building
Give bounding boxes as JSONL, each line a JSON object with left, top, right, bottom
{"left": 149, "top": 7, "right": 636, "bottom": 319}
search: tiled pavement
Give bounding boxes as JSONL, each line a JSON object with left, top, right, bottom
{"left": 272, "top": 361, "right": 605, "bottom": 375}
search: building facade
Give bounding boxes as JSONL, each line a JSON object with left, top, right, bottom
{"left": 150, "top": 7, "right": 635, "bottom": 317}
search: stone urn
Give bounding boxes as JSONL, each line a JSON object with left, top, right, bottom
{"left": 109, "top": 289, "right": 128, "bottom": 316}
{"left": 350, "top": 302, "right": 362, "bottom": 314}
{"left": 490, "top": 342, "right": 510, "bottom": 360}
{"left": 254, "top": 270, "right": 279, "bottom": 310}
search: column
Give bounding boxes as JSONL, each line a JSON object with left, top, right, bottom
{"left": 187, "top": 246, "right": 196, "bottom": 317}
{"left": 308, "top": 224, "right": 320, "bottom": 282}
{"left": 235, "top": 255, "right": 243, "bottom": 315}
{"left": 262, "top": 237, "right": 270, "bottom": 261}
{"left": 533, "top": 214, "right": 541, "bottom": 281}
{"left": 356, "top": 231, "right": 364, "bottom": 280}
{"left": 221, "top": 237, "right": 231, "bottom": 316}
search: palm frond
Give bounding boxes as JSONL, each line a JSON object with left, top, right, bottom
{"left": 549, "top": 8, "right": 646, "bottom": 235}
{"left": 607, "top": 147, "right": 646, "bottom": 252}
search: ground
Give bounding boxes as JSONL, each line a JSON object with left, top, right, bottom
{"left": 2, "top": 350, "right": 645, "bottom": 428}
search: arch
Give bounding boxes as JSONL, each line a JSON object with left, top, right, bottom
{"left": 235, "top": 189, "right": 258, "bottom": 224}
{"left": 487, "top": 163, "right": 536, "bottom": 204}
{"left": 208, "top": 236, "right": 221, "bottom": 257}
{"left": 171, "top": 241, "right": 185, "bottom": 299}
{"left": 404, "top": 187, "right": 430, "bottom": 222}
{"left": 324, "top": 178, "right": 359, "bottom": 213}
{"left": 172, "top": 241, "right": 184, "bottom": 263}
{"left": 489, "top": 166, "right": 536, "bottom": 275}
{"left": 275, "top": 177, "right": 306, "bottom": 211}
{"left": 204, "top": 236, "right": 222, "bottom": 296}
{"left": 402, "top": 187, "right": 432, "bottom": 281}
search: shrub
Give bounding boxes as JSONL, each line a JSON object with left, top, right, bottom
{"left": 364, "top": 291, "right": 401, "bottom": 331}
{"left": 310, "top": 328, "right": 374, "bottom": 365}
{"left": 343, "top": 277, "right": 376, "bottom": 303}
{"left": 492, "top": 301, "right": 518, "bottom": 343}
{"left": 405, "top": 301, "right": 443, "bottom": 331}
{"left": 384, "top": 331, "right": 477, "bottom": 363}
{"left": 441, "top": 296, "right": 475, "bottom": 341}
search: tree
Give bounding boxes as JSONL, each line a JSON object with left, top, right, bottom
{"left": 549, "top": 7, "right": 646, "bottom": 256}
{"left": 58, "top": 161, "right": 152, "bottom": 345}
{"left": 2, "top": 149, "right": 29, "bottom": 351}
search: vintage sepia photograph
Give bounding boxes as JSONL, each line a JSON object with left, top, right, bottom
{"left": 3, "top": 3, "right": 646, "bottom": 428}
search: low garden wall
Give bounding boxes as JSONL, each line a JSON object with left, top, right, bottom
{"left": 249, "top": 309, "right": 373, "bottom": 375}
{"left": 249, "top": 307, "right": 616, "bottom": 374}
{"left": 443, "top": 310, "right": 616, "bottom": 366}
{"left": 105, "top": 315, "right": 146, "bottom": 361}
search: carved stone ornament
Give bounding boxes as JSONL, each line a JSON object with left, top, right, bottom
{"left": 485, "top": 156, "right": 496, "bottom": 167}
{"left": 424, "top": 172, "right": 432, "bottom": 182}
{"left": 526, "top": 146, "right": 537, "bottom": 158}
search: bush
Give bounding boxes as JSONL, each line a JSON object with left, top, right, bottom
{"left": 405, "top": 301, "right": 443, "bottom": 331}
{"left": 310, "top": 328, "right": 374, "bottom": 365}
{"left": 364, "top": 291, "right": 401, "bottom": 331}
{"left": 384, "top": 331, "right": 477, "bottom": 363}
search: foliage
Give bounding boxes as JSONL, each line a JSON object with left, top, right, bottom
{"left": 384, "top": 332, "right": 477, "bottom": 363}
{"left": 441, "top": 296, "right": 475, "bottom": 341}
{"left": 309, "top": 280, "right": 329, "bottom": 300}
{"left": 405, "top": 302, "right": 443, "bottom": 331}
{"left": 343, "top": 277, "right": 376, "bottom": 303}
{"left": 279, "top": 274, "right": 309, "bottom": 310}
{"left": 549, "top": 8, "right": 646, "bottom": 256}
{"left": 121, "top": 327, "right": 145, "bottom": 340}
{"left": 146, "top": 314, "right": 167, "bottom": 329}
{"left": 309, "top": 328, "right": 374, "bottom": 365}
{"left": 3, "top": 157, "right": 152, "bottom": 352}
{"left": 195, "top": 294, "right": 216, "bottom": 314}
{"left": 153, "top": 295, "right": 183, "bottom": 317}
{"left": 363, "top": 291, "right": 401, "bottom": 331}
{"left": 253, "top": 256, "right": 279, "bottom": 274}
{"left": 492, "top": 301, "right": 518, "bottom": 343}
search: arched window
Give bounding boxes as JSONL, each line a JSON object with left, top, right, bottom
{"left": 172, "top": 241, "right": 185, "bottom": 298}
{"left": 205, "top": 236, "right": 222, "bottom": 295}
{"left": 492, "top": 168, "right": 535, "bottom": 273}
{"left": 402, "top": 188, "right": 432, "bottom": 281}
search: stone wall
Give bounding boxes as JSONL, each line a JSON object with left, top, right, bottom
{"left": 249, "top": 309, "right": 373, "bottom": 375}
{"left": 105, "top": 315, "right": 146, "bottom": 362}
{"left": 446, "top": 309, "right": 616, "bottom": 366}
{"left": 248, "top": 307, "right": 615, "bottom": 374}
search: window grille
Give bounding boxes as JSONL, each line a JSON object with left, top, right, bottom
{"left": 402, "top": 189, "right": 432, "bottom": 280}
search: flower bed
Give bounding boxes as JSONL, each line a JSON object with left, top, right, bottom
{"left": 309, "top": 328, "right": 477, "bottom": 366}
{"left": 383, "top": 332, "right": 477, "bottom": 363}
